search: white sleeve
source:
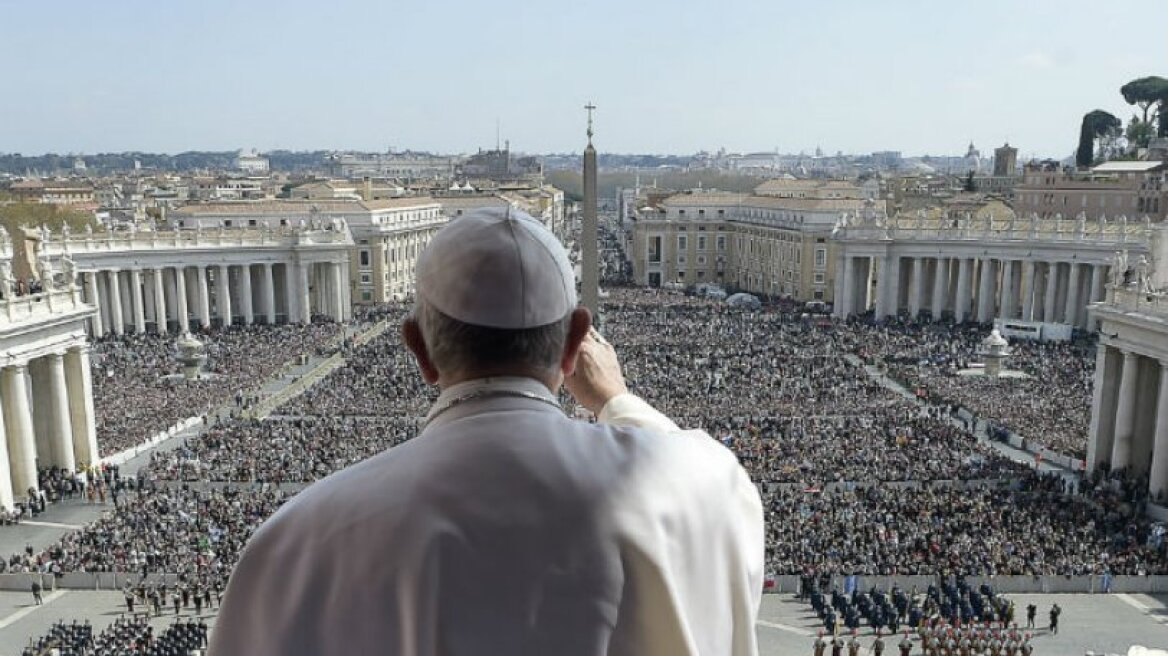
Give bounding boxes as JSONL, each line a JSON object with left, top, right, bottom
{"left": 596, "top": 393, "right": 680, "bottom": 434}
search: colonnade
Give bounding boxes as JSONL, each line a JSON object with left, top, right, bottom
{"left": 834, "top": 253, "right": 1109, "bottom": 329}
{"left": 1088, "top": 345, "right": 1168, "bottom": 499}
{"left": 79, "top": 260, "right": 349, "bottom": 337}
{"left": 0, "top": 345, "right": 97, "bottom": 509}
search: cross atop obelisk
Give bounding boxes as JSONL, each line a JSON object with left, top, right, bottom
{"left": 581, "top": 102, "right": 600, "bottom": 319}
{"left": 585, "top": 102, "right": 596, "bottom": 144}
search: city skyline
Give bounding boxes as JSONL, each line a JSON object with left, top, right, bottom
{"left": 1, "top": 0, "right": 1165, "bottom": 158}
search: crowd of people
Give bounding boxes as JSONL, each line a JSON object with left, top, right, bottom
{"left": 21, "top": 290, "right": 1162, "bottom": 582}
{"left": 844, "top": 320, "right": 1095, "bottom": 460}
{"left": 273, "top": 306, "right": 432, "bottom": 418}
{"left": 21, "top": 617, "right": 207, "bottom": 656}
{"left": 595, "top": 290, "right": 1165, "bottom": 576}
{"left": 602, "top": 292, "right": 1029, "bottom": 486}
{"left": 5, "top": 481, "right": 286, "bottom": 589}
{"left": 12, "top": 287, "right": 1167, "bottom": 651}
{"left": 146, "top": 416, "right": 417, "bottom": 483}
{"left": 91, "top": 322, "right": 344, "bottom": 457}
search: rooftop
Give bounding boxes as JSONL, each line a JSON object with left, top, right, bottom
{"left": 170, "top": 198, "right": 438, "bottom": 216}
{"left": 1091, "top": 161, "right": 1165, "bottom": 173}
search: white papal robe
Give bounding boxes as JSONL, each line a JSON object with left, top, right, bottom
{"left": 209, "top": 376, "right": 764, "bottom": 656}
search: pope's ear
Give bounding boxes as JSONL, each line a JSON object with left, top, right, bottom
{"left": 402, "top": 318, "right": 439, "bottom": 385}
{"left": 561, "top": 307, "right": 592, "bottom": 376}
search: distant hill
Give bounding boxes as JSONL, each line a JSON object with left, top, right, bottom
{"left": 0, "top": 150, "right": 332, "bottom": 175}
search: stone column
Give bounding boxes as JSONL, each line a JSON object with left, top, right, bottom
{"left": 1000, "top": 259, "right": 1015, "bottom": 321}
{"left": 1, "top": 366, "right": 37, "bottom": 496}
{"left": 1090, "top": 264, "right": 1106, "bottom": 303}
{"left": 130, "top": 268, "right": 146, "bottom": 333}
{"left": 977, "top": 258, "right": 995, "bottom": 323}
{"left": 118, "top": 271, "right": 133, "bottom": 329}
{"left": 263, "top": 263, "right": 277, "bottom": 324}
{"left": 284, "top": 263, "right": 298, "bottom": 324}
{"left": 872, "top": 256, "right": 887, "bottom": 318}
{"left": 239, "top": 264, "right": 254, "bottom": 325}
{"left": 46, "top": 353, "right": 76, "bottom": 471}
{"left": 197, "top": 266, "right": 212, "bottom": 329}
{"left": 298, "top": 262, "right": 312, "bottom": 324}
{"left": 216, "top": 264, "right": 233, "bottom": 327}
{"left": 1065, "top": 262, "right": 1081, "bottom": 327}
{"left": 332, "top": 262, "right": 346, "bottom": 321}
{"left": 107, "top": 269, "right": 124, "bottom": 335}
{"left": 1088, "top": 346, "right": 1120, "bottom": 471}
{"left": 1020, "top": 260, "right": 1036, "bottom": 322}
{"left": 931, "top": 257, "right": 947, "bottom": 320}
{"left": 884, "top": 255, "right": 901, "bottom": 318}
{"left": 1148, "top": 361, "right": 1168, "bottom": 500}
{"left": 839, "top": 256, "right": 855, "bottom": 318}
{"left": 84, "top": 272, "right": 104, "bottom": 336}
{"left": 909, "top": 257, "right": 923, "bottom": 318}
{"left": 833, "top": 252, "right": 847, "bottom": 318}
{"left": 955, "top": 258, "right": 972, "bottom": 323}
{"left": 0, "top": 388, "right": 13, "bottom": 510}
{"left": 1111, "top": 351, "right": 1140, "bottom": 471}
{"left": 1043, "top": 262, "right": 1059, "bottom": 323}
{"left": 174, "top": 267, "right": 190, "bottom": 333}
{"left": 153, "top": 268, "right": 168, "bottom": 334}
{"left": 64, "top": 346, "right": 98, "bottom": 467}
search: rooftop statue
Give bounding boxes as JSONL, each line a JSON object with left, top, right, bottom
{"left": 0, "top": 261, "right": 13, "bottom": 298}
{"left": 1111, "top": 250, "right": 1129, "bottom": 288}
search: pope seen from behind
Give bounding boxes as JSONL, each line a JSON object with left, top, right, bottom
{"left": 208, "top": 206, "right": 765, "bottom": 656}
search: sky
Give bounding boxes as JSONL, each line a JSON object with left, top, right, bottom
{"left": 1, "top": 0, "right": 1165, "bottom": 159}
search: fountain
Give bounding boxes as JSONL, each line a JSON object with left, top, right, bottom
{"left": 957, "top": 328, "right": 1028, "bottom": 379}
{"left": 159, "top": 333, "right": 217, "bottom": 382}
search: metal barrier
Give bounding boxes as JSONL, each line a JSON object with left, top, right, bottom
{"left": 764, "top": 574, "right": 1168, "bottom": 595}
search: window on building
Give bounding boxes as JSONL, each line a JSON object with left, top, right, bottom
{"left": 814, "top": 290, "right": 824, "bottom": 300}
{"left": 648, "top": 236, "right": 662, "bottom": 263}
{"left": 814, "top": 272, "right": 825, "bottom": 284}
{"left": 717, "top": 235, "right": 726, "bottom": 251}
{"left": 361, "top": 291, "right": 372, "bottom": 301}
{"left": 678, "top": 235, "right": 687, "bottom": 251}
{"left": 815, "top": 248, "right": 827, "bottom": 268}
{"left": 697, "top": 236, "right": 707, "bottom": 251}
{"left": 360, "top": 273, "right": 371, "bottom": 284}
{"left": 359, "top": 250, "right": 370, "bottom": 266}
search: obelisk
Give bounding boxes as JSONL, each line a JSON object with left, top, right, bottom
{"left": 581, "top": 102, "right": 600, "bottom": 318}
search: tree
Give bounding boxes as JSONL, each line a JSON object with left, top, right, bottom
{"left": 1120, "top": 76, "right": 1168, "bottom": 125}
{"left": 1076, "top": 110, "right": 1121, "bottom": 169}
{"left": 1127, "top": 115, "right": 1155, "bottom": 149}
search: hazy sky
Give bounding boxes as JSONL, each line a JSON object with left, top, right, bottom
{"left": 2, "top": 0, "right": 1165, "bottom": 158}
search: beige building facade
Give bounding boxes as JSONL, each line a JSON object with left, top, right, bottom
{"left": 169, "top": 198, "right": 444, "bottom": 306}
{"left": 1014, "top": 161, "right": 1166, "bottom": 221}
{"left": 631, "top": 192, "right": 877, "bottom": 300}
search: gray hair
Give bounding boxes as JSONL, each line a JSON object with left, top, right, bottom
{"left": 412, "top": 299, "right": 571, "bottom": 377}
